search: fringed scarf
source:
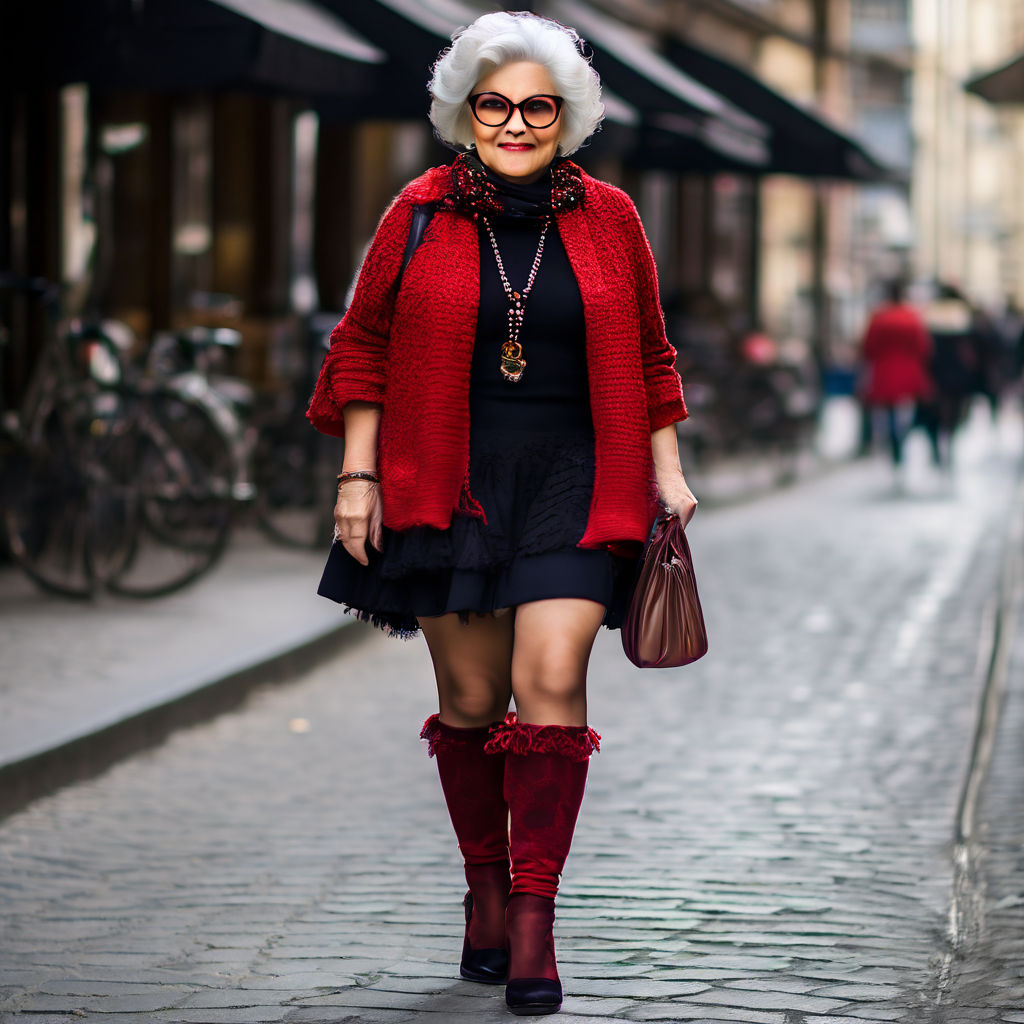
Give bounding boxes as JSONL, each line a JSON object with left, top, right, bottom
{"left": 441, "top": 150, "right": 586, "bottom": 220}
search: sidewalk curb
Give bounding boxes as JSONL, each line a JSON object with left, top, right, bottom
{"left": 0, "top": 618, "right": 364, "bottom": 821}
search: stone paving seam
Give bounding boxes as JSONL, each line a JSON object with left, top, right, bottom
{"left": 932, "top": 468, "right": 1024, "bottom": 1012}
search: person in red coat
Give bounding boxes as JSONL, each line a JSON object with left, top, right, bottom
{"left": 307, "top": 11, "right": 697, "bottom": 1015}
{"left": 860, "top": 280, "right": 933, "bottom": 467}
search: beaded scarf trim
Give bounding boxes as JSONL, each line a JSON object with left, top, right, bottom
{"left": 441, "top": 151, "right": 586, "bottom": 217}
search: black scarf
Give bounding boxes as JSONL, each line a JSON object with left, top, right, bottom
{"left": 442, "top": 150, "right": 585, "bottom": 220}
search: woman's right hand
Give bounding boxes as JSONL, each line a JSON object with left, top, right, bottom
{"left": 334, "top": 480, "right": 383, "bottom": 566}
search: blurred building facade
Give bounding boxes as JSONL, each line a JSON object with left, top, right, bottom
{"left": 846, "top": 0, "right": 914, "bottom": 314}
{"left": 913, "top": 0, "right": 1024, "bottom": 309}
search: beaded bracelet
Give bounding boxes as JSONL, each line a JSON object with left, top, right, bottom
{"left": 337, "top": 470, "right": 380, "bottom": 487}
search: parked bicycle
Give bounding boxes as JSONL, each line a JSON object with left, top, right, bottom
{"left": 249, "top": 314, "right": 340, "bottom": 550}
{"left": 2, "top": 274, "right": 345, "bottom": 598}
{"left": 0, "top": 274, "right": 242, "bottom": 598}
{"left": 146, "top": 316, "right": 340, "bottom": 551}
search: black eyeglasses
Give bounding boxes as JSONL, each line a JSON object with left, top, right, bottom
{"left": 467, "top": 92, "right": 564, "bottom": 130}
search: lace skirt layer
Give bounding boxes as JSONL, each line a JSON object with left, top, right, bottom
{"left": 317, "top": 426, "right": 634, "bottom": 637}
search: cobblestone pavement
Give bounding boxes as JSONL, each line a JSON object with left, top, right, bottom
{"left": 0, "top": 407, "right": 1021, "bottom": 1024}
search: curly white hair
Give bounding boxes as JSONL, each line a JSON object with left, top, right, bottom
{"left": 428, "top": 10, "right": 604, "bottom": 157}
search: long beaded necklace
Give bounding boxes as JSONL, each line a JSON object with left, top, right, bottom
{"left": 481, "top": 215, "right": 551, "bottom": 383}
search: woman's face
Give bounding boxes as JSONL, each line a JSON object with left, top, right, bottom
{"left": 469, "top": 61, "right": 563, "bottom": 184}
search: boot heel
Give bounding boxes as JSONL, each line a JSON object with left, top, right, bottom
{"left": 460, "top": 892, "right": 509, "bottom": 984}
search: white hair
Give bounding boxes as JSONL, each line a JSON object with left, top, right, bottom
{"left": 428, "top": 11, "right": 604, "bottom": 157}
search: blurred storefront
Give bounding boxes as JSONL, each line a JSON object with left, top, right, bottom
{"left": 1, "top": 0, "right": 897, "bottom": 413}
{"left": 2, "top": 0, "right": 399, "bottom": 399}
{"left": 569, "top": 0, "right": 900, "bottom": 373}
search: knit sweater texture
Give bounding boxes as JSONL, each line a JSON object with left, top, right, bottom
{"left": 307, "top": 162, "right": 688, "bottom": 551}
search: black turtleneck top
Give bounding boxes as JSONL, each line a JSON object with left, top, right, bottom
{"left": 468, "top": 163, "right": 592, "bottom": 437}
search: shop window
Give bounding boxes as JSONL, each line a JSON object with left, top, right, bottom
{"left": 290, "top": 110, "right": 319, "bottom": 315}
{"left": 170, "top": 97, "right": 214, "bottom": 314}
{"left": 640, "top": 171, "right": 674, "bottom": 278}
{"left": 60, "top": 85, "right": 95, "bottom": 307}
{"left": 711, "top": 175, "right": 754, "bottom": 308}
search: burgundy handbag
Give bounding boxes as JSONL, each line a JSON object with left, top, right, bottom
{"left": 622, "top": 513, "right": 708, "bottom": 669}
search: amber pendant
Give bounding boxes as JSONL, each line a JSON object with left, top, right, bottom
{"left": 500, "top": 340, "right": 526, "bottom": 382}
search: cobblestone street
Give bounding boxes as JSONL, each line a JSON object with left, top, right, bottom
{"left": 1, "top": 407, "right": 1022, "bottom": 1024}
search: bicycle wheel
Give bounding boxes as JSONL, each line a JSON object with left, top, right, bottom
{"left": 253, "top": 411, "right": 338, "bottom": 549}
{"left": 2, "top": 398, "right": 135, "bottom": 598}
{"left": 105, "top": 390, "right": 233, "bottom": 598}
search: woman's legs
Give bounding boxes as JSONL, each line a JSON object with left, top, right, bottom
{"left": 491, "top": 598, "right": 605, "bottom": 1012}
{"left": 419, "top": 612, "right": 514, "bottom": 727}
{"left": 418, "top": 599, "right": 605, "bottom": 1004}
{"left": 419, "top": 613, "right": 515, "bottom": 967}
{"left": 510, "top": 598, "right": 606, "bottom": 725}
{"left": 884, "top": 406, "right": 902, "bottom": 465}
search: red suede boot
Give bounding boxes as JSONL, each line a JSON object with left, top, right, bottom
{"left": 421, "top": 714, "right": 511, "bottom": 983}
{"left": 485, "top": 714, "right": 600, "bottom": 1016}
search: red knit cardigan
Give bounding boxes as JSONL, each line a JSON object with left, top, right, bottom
{"left": 307, "top": 162, "right": 688, "bottom": 551}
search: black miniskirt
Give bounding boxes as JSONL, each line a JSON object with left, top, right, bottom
{"left": 317, "top": 425, "right": 634, "bottom": 638}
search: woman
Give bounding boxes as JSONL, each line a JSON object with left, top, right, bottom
{"left": 308, "top": 11, "right": 697, "bottom": 1016}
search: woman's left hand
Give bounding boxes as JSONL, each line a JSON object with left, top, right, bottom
{"left": 651, "top": 423, "right": 697, "bottom": 528}
{"left": 657, "top": 473, "right": 698, "bottom": 529}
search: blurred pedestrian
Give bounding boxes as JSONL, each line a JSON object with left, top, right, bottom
{"left": 859, "top": 280, "right": 933, "bottom": 469}
{"left": 307, "top": 11, "right": 696, "bottom": 1016}
{"left": 999, "top": 298, "right": 1024, "bottom": 380}
{"left": 970, "top": 305, "right": 1014, "bottom": 419}
{"left": 919, "top": 282, "right": 976, "bottom": 466}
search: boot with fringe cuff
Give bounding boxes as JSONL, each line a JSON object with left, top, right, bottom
{"left": 485, "top": 713, "right": 600, "bottom": 1016}
{"left": 421, "top": 713, "right": 511, "bottom": 984}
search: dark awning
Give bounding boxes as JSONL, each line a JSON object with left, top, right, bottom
{"left": 545, "top": 0, "right": 772, "bottom": 170}
{"left": 1, "top": 0, "right": 385, "bottom": 96}
{"left": 665, "top": 38, "right": 896, "bottom": 181}
{"left": 314, "top": 0, "right": 477, "bottom": 119}
{"left": 966, "top": 52, "right": 1024, "bottom": 104}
